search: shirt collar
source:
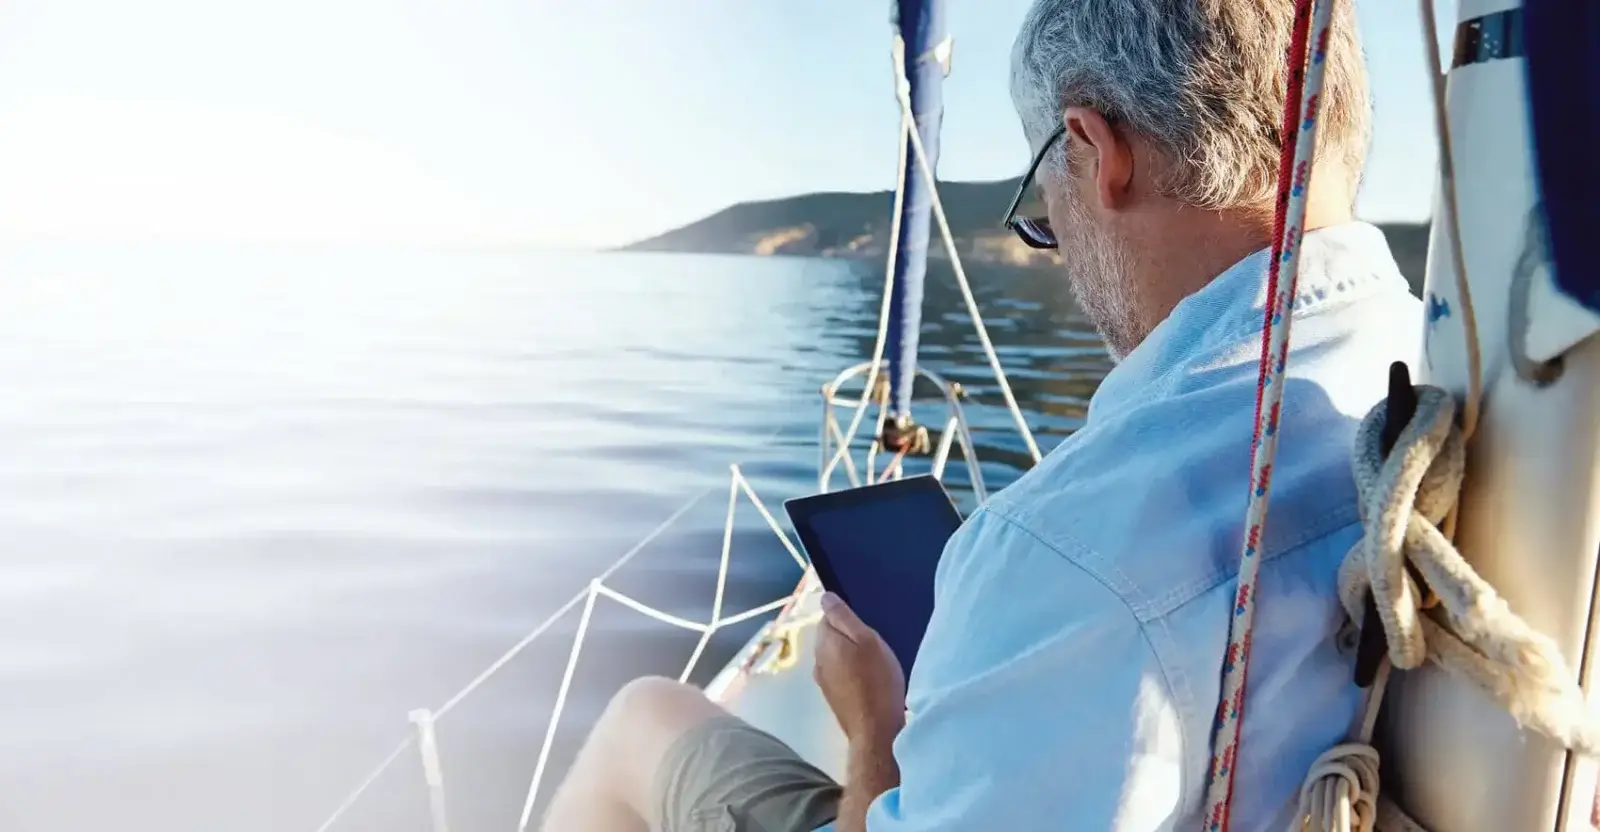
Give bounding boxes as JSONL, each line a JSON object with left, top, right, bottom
{"left": 1087, "top": 221, "right": 1411, "bottom": 420}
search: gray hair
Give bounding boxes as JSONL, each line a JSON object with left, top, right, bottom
{"left": 1010, "top": 0, "right": 1372, "bottom": 211}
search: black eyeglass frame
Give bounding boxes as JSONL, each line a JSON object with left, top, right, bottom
{"left": 1001, "top": 124, "right": 1067, "bottom": 250}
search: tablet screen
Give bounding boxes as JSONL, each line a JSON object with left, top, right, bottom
{"left": 785, "top": 476, "right": 963, "bottom": 674}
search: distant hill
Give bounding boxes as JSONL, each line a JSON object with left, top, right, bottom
{"left": 622, "top": 177, "right": 1430, "bottom": 294}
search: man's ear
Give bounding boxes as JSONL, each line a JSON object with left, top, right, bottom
{"left": 1062, "top": 106, "right": 1134, "bottom": 212}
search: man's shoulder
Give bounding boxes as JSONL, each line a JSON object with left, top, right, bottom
{"left": 988, "top": 282, "right": 1418, "bottom": 620}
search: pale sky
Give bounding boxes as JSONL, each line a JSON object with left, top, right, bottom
{"left": 0, "top": 1, "right": 1453, "bottom": 248}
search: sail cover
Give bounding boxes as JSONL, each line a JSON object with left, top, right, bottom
{"left": 1524, "top": 0, "right": 1600, "bottom": 311}
{"left": 884, "top": 0, "right": 948, "bottom": 420}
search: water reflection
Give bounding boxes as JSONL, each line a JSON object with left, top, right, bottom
{"left": 830, "top": 257, "right": 1110, "bottom": 488}
{"left": 0, "top": 243, "right": 1105, "bottom": 831}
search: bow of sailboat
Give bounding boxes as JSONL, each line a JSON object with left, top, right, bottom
{"left": 304, "top": 1, "right": 1600, "bottom": 830}
{"left": 306, "top": 2, "right": 1037, "bottom": 827}
{"left": 714, "top": 0, "right": 1023, "bottom": 784}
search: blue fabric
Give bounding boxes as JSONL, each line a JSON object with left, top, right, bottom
{"left": 1524, "top": 0, "right": 1600, "bottom": 312}
{"left": 884, "top": 0, "right": 947, "bottom": 417}
{"left": 818, "top": 222, "right": 1421, "bottom": 831}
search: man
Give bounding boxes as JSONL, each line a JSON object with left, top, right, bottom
{"left": 541, "top": 0, "right": 1419, "bottom": 829}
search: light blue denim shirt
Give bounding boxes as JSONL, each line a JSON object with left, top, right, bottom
{"left": 847, "top": 222, "right": 1421, "bottom": 831}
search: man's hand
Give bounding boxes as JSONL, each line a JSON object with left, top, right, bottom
{"left": 815, "top": 592, "right": 905, "bottom": 831}
{"left": 814, "top": 592, "right": 906, "bottom": 743}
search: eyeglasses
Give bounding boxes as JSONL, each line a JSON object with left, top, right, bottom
{"left": 1001, "top": 124, "right": 1066, "bottom": 250}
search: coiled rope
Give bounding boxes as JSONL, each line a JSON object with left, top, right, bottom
{"left": 1296, "top": 388, "right": 1600, "bottom": 832}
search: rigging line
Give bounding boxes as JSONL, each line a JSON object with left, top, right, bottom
{"left": 866, "top": 390, "right": 892, "bottom": 482}
{"left": 893, "top": 38, "right": 1044, "bottom": 465}
{"left": 1201, "top": 0, "right": 1329, "bottom": 827}
{"left": 824, "top": 413, "right": 863, "bottom": 487}
{"left": 517, "top": 585, "right": 599, "bottom": 832}
{"left": 433, "top": 419, "right": 793, "bottom": 720}
{"left": 878, "top": 446, "right": 911, "bottom": 484}
{"left": 1419, "top": 0, "right": 1484, "bottom": 444}
{"left": 677, "top": 474, "right": 742, "bottom": 683}
{"left": 1305, "top": 10, "right": 1492, "bottom": 803}
{"left": 311, "top": 736, "right": 416, "bottom": 832}
{"left": 591, "top": 583, "right": 711, "bottom": 633}
{"left": 311, "top": 420, "right": 795, "bottom": 832}
{"left": 432, "top": 481, "right": 718, "bottom": 719}
{"left": 733, "top": 466, "right": 809, "bottom": 570}
{"left": 821, "top": 104, "right": 912, "bottom": 492}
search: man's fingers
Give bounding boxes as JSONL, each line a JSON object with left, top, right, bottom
{"left": 813, "top": 619, "right": 844, "bottom": 684}
{"left": 819, "top": 610, "right": 859, "bottom": 647}
{"left": 820, "top": 591, "right": 870, "bottom": 642}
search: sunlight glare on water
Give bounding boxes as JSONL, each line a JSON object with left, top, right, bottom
{"left": 0, "top": 243, "right": 1104, "bottom": 831}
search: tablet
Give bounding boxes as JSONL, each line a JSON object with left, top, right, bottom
{"left": 784, "top": 475, "right": 963, "bottom": 674}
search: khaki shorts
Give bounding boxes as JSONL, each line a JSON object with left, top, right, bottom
{"left": 652, "top": 715, "right": 842, "bottom": 832}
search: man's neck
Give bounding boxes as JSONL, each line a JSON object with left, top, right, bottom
{"left": 1122, "top": 189, "right": 1354, "bottom": 353}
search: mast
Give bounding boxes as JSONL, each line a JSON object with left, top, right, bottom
{"left": 883, "top": 0, "right": 949, "bottom": 447}
{"left": 1382, "top": 1, "right": 1600, "bottom": 829}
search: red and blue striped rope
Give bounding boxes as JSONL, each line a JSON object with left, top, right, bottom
{"left": 1200, "top": 0, "right": 1338, "bottom": 828}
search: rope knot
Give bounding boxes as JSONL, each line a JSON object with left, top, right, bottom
{"left": 1336, "top": 385, "right": 1600, "bottom": 755}
{"left": 1338, "top": 385, "right": 1463, "bottom": 670}
{"left": 1298, "top": 743, "right": 1380, "bottom": 832}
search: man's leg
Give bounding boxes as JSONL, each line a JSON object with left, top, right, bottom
{"left": 540, "top": 675, "right": 841, "bottom": 831}
{"left": 540, "top": 676, "right": 725, "bottom": 831}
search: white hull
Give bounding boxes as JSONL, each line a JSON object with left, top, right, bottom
{"left": 708, "top": 581, "right": 848, "bottom": 781}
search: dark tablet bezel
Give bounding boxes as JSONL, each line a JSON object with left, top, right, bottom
{"left": 782, "top": 474, "right": 963, "bottom": 607}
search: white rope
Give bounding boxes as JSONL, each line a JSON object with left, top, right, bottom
{"left": 866, "top": 393, "right": 891, "bottom": 483}
{"left": 1299, "top": 659, "right": 1418, "bottom": 832}
{"left": 1342, "top": 389, "right": 1600, "bottom": 748}
{"left": 892, "top": 47, "right": 1043, "bottom": 465}
{"left": 517, "top": 584, "right": 599, "bottom": 832}
{"left": 589, "top": 588, "right": 801, "bottom": 641}
{"left": 311, "top": 736, "right": 415, "bottom": 832}
{"left": 309, "top": 428, "right": 808, "bottom": 832}
{"left": 716, "top": 595, "right": 795, "bottom": 628}
{"left": 678, "top": 475, "right": 741, "bottom": 683}
{"left": 930, "top": 414, "right": 960, "bottom": 479}
{"left": 432, "top": 474, "right": 724, "bottom": 720}
{"left": 824, "top": 411, "right": 864, "bottom": 489}
{"left": 949, "top": 393, "right": 989, "bottom": 503}
{"left": 732, "top": 466, "right": 809, "bottom": 571}
{"left": 591, "top": 583, "right": 711, "bottom": 632}
{"left": 1417, "top": 0, "right": 1482, "bottom": 443}
{"left": 825, "top": 33, "right": 1044, "bottom": 492}
{"left": 409, "top": 709, "right": 452, "bottom": 832}
{"left": 1297, "top": 388, "right": 1600, "bottom": 831}
{"left": 820, "top": 102, "right": 909, "bottom": 492}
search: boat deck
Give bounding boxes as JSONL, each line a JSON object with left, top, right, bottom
{"left": 706, "top": 582, "right": 848, "bottom": 780}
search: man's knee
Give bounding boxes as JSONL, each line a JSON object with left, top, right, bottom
{"left": 577, "top": 676, "right": 727, "bottom": 813}
{"left": 608, "top": 675, "right": 703, "bottom": 718}
{"left": 596, "top": 676, "right": 722, "bottom": 747}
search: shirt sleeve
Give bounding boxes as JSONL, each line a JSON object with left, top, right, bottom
{"left": 865, "top": 508, "right": 1187, "bottom": 831}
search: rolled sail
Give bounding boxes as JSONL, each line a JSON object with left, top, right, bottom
{"left": 1524, "top": 0, "right": 1599, "bottom": 312}
{"left": 884, "top": 0, "right": 948, "bottom": 423}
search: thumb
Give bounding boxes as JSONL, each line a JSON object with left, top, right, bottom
{"left": 821, "top": 592, "right": 871, "bottom": 641}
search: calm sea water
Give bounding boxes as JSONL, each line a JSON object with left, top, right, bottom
{"left": 0, "top": 243, "right": 1109, "bottom": 832}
